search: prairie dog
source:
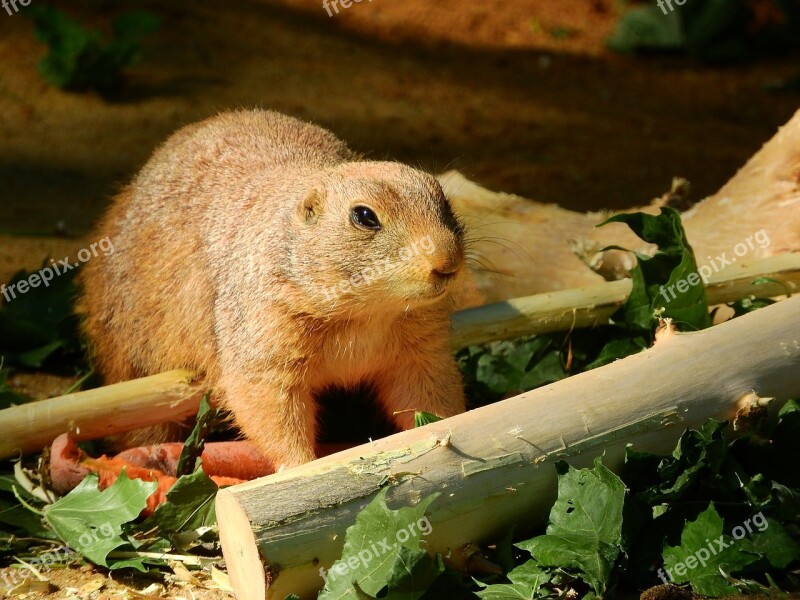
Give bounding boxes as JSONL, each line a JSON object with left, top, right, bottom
{"left": 80, "top": 110, "right": 466, "bottom": 468}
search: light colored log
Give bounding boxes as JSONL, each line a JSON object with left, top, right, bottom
{"left": 451, "top": 252, "right": 800, "bottom": 348}
{"left": 0, "top": 370, "right": 203, "bottom": 459}
{"left": 215, "top": 294, "right": 800, "bottom": 600}
{"left": 447, "top": 109, "right": 800, "bottom": 307}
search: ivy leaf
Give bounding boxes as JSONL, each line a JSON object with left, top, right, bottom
{"left": 176, "top": 393, "right": 218, "bottom": 477}
{"left": 139, "top": 468, "right": 218, "bottom": 534}
{"left": 414, "top": 412, "right": 443, "bottom": 428}
{"left": 742, "top": 517, "right": 800, "bottom": 569}
{"left": 319, "top": 489, "right": 442, "bottom": 600}
{"left": 662, "top": 503, "right": 759, "bottom": 596}
{"left": 475, "top": 560, "right": 551, "bottom": 599}
{"left": 624, "top": 419, "right": 728, "bottom": 505}
{"left": 600, "top": 208, "right": 711, "bottom": 333}
{"left": 517, "top": 458, "right": 626, "bottom": 596}
{"left": 43, "top": 472, "right": 156, "bottom": 570}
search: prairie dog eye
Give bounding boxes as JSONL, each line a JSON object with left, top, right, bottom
{"left": 351, "top": 206, "right": 382, "bottom": 231}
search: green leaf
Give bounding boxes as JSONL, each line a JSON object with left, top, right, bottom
{"left": 517, "top": 458, "right": 626, "bottom": 595}
{"left": 140, "top": 468, "right": 218, "bottom": 534}
{"left": 0, "top": 265, "right": 82, "bottom": 368}
{"left": 607, "top": 5, "right": 685, "bottom": 53}
{"left": 43, "top": 472, "right": 156, "bottom": 570}
{"left": 0, "top": 496, "right": 51, "bottom": 539}
{"left": 319, "top": 489, "right": 443, "bottom": 600}
{"left": 600, "top": 208, "right": 711, "bottom": 333}
{"left": 28, "top": 5, "right": 160, "bottom": 93}
{"left": 662, "top": 503, "right": 759, "bottom": 596}
{"left": 475, "top": 560, "right": 551, "bottom": 599}
{"left": 625, "top": 419, "right": 728, "bottom": 505}
{"left": 517, "top": 350, "right": 566, "bottom": 390}
{"left": 743, "top": 517, "right": 800, "bottom": 569}
{"left": 414, "top": 411, "right": 443, "bottom": 428}
{"left": 176, "top": 393, "right": 218, "bottom": 477}
{"left": 583, "top": 336, "right": 648, "bottom": 370}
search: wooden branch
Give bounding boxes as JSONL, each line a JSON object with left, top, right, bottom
{"left": 216, "top": 294, "right": 800, "bottom": 600}
{"left": 451, "top": 252, "right": 800, "bottom": 348}
{"left": 0, "top": 370, "right": 203, "bottom": 459}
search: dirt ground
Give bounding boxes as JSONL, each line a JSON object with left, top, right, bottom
{"left": 0, "top": 0, "right": 798, "bottom": 241}
{"left": 0, "top": 0, "right": 798, "bottom": 598}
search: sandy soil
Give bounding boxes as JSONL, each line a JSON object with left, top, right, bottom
{"left": 0, "top": 0, "right": 797, "bottom": 240}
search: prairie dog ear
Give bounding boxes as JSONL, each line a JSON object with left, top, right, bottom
{"left": 299, "top": 187, "right": 324, "bottom": 224}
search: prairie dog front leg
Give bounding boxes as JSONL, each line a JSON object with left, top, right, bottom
{"left": 374, "top": 350, "right": 466, "bottom": 430}
{"left": 220, "top": 374, "right": 318, "bottom": 468}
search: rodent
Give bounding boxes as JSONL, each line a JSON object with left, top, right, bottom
{"left": 79, "top": 109, "right": 467, "bottom": 468}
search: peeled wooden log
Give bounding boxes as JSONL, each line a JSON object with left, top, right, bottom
{"left": 451, "top": 252, "right": 800, "bottom": 348}
{"left": 0, "top": 370, "right": 203, "bottom": 459}
{"left": 449, "top": 108, "right": 800, "bottom": 306}
{"left": 215, "top": 294, "right": 800, "bottom": 600}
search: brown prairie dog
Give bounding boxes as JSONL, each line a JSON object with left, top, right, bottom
{"left": 79, "top": 109, "right": 467, "bottom": 468}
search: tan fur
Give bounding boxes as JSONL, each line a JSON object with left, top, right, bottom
{"left": 79, "top": 110, "right": 466, "bottom": 467}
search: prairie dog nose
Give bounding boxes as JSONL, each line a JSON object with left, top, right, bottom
{"left": 429, "top": 244, "right": 464, "bottom": 278}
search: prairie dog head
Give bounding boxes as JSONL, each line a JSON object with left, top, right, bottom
{"left": 291, "top": 161, "right": 465, "bottom": 315}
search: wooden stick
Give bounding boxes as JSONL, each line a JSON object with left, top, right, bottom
{"left": 451, "top": 252, "right": 800, "bottom": 348}
{"left": 0, "top": 370, "right": 203, "bottom": 459}
{"left": 216, "top": 294, "right": 800, "bottom": 600}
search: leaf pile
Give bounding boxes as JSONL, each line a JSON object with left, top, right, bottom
{"left": 0, "top": 405, "right": 223, "bottom": 585}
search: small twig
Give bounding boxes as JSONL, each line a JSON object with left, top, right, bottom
{"left": 106, "top": 550, "right": 216, "bottom": 567}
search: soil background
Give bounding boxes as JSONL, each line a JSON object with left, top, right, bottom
{"left": 0, "top": 0, "right": 798, "bottom": 242}
{"left": 0, "top": 0, "right": 798, "bottom": 598}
